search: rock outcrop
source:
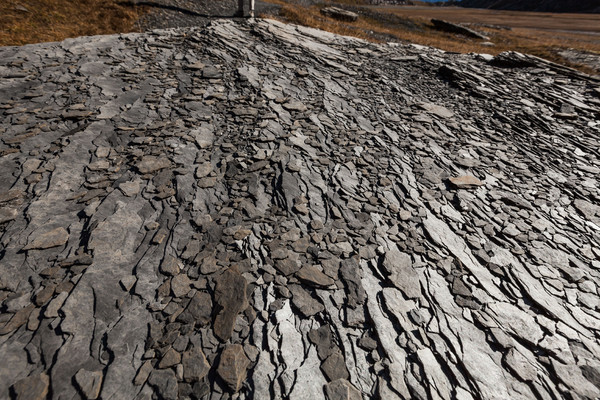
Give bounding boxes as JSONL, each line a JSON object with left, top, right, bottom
{"left": 320, "top": 7, "right": 359, "bottom": 22}
{"left": 431, "top": 18, "right": 489, "bottom": 40}
{"left": 1, "top": 18, "right": 600, "bottom": 400}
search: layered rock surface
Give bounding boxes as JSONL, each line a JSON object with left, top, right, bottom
{"left": 1, "top": 18, "right": 600, "bottom": 399}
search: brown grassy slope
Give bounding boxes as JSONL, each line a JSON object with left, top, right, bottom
{"left": 260, "top": 2, "right": 600, "bottom": 74}
{"left": 1, "top": 0, "right": 598, "bottom": 74}
{"left": 0, "top": 0, "right": 144, "bottom": 46}
{"left": 377, "top": 6, "right": 600, "bottom": 33}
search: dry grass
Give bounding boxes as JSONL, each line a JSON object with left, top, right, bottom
{"left": 277, "top": 3, "right": 373, "bottom": 40}
{"left": 378, "top": 6, "right": 600, "bottom": 33}
{"left": 260, "top": 1, "right": 600, "bottom": 74}
{"left": 1, "top": 0, "right": 598, "bottom": 74}
{"left": 0, "top": 0, "right": 144, "bottom": 46}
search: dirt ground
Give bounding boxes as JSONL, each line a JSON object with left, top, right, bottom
{"left": 368, "top": 5, "right": 600, "bottom": 73}
{"left": 370, "top": 6, "right": 600, "bottom": 33}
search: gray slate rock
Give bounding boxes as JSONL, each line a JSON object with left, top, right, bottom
{"left": 147, "top": 369, "right": 178, "bottom": 400}
{"left": 213, "top": 266, "right": 248, "bottom": 341}
{"left": 74, "top": 369, "right": 103, "bottom": 400}
{"left": 382, "top": 248, "right": 421, "bottom": 299}
{"left": 324, "top": 378, "right": 362, "bottom": 400}
{"left": 23, "top": 227, "right": 69, "bottom": 250}
{"left": 11, "top": 372, "right": 49, "bottom": 400}
{"left": 182, "top": 346, "right": 210, "bottom": 382}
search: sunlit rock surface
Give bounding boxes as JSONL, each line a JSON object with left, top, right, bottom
{"left": 1, "top": 19, "right": 600, "bottom": 399}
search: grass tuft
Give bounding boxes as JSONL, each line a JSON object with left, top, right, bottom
{"left": 0, "top": 0, "right": 144, "bottom": 46}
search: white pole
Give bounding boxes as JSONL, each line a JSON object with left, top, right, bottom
{"left": 250, "top": 0, "right": 255, "bottom": 18}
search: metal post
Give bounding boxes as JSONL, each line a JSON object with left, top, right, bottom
{"left": 250, "top": 0, "right": 255, "bottom": 18}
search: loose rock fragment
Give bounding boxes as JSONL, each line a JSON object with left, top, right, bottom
{"left": 133, "top": 361, "right": 153, "bottom": 386}
{"left": 213, "top": 266, "right": 248, "bottom": 341}
{"left": 324, "top": 379, "right": 362, "bottom": 400}
{"left": 0, "top": 304, "right": 34, "bottom": 334}
{"left": 382, "top": 248, "right": 421, "bottom": 299}
{"left": 171, "top": 274, "right": 192, "bottom": 298}
{"left": 44, "top": 291, "right": 68, "bottom": 318}
{"left": 0, "top": 207, "right": 18, "bottom": 224}
{"left": 160, "top": 255, "right": 182, "bottom": 276}
{"left": 137, "top": 156, "right": 171, "bottom": 174}
{"left": 289, "top": 284, "right": 324, "bottom": 317}
{"left": 195, "top": 162, "right": 213, "bottom": 178}
{"left": 147, "top": 369, "right": 178, "bottom": 400}
{"left": 11, "top": 372, "right": 49, "bottom": 400}
{"left": 177, "top": 291, "right": 212, "bottom": 326}
{"left": 448, "top": 175, "right": 484, "bottom": 188}
{"left": 309, "top": 325, "right": 336, "bottom": 361}
{"left": 182, "top": 346, "right": 210, "bottom": 382}
{"left": 74, "top": 369, "right": 103, "bottom": 400}
{"left": 321, "top": 352, "right": 350, "bottom": 382}
{"left": 296, "top": 266, "right": 335, "bottom": 288}
{"left": 217, "top": 344, "right": 250, "bottom": 393}
{"left": 23, "top": 227, "right": 69, "bottom": 250}
{"left": 339, "top": 257, "right": 366, "bottom": 308}
{"left": 0, "top": 189, "right": 24, "bottom": 203}
{"left": 158, "top": 348, "right": 181, "bottom": 369}
{"left": 118, "top": 180, "right": 141, "bottom": 197}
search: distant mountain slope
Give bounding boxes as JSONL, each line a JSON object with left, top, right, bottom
{"left": 458, "top": 0, "right": 600, "bottom": 13}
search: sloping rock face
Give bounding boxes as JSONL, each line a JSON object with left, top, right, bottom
{"left": 1, "top": 19, "right": 600, "bottom": 400}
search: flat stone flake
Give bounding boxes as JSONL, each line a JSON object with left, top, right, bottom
{"left": 23, "top": 227, "right": 69, "bottom": 250}
{"left": 289, "top": 284, "right": 324, "bottom": 317}
{"left": 217, "top": 344, "right": 250, "bottom": 393}
{"left": 11, "top": 372, "right": 50, "bottom": 400}
{"left": 147, "top": 369, "right": 178, "bottom": 400}
{"left": 382, "top": 247, "right": 421, "bottom": 299}
{"left": 118, "top": 180, "right": 141, "bottom": 197}
{"left": 136, "top": 156, "right": 170, "bottom": 174}
{"left": 324, "top": 378, "right": 362, "bottom": 400}
{"left": 448, "top": 175, "right": 484, "bottom": 189}
{"left": 418, "top": 102, "right": 454, "bottom": 119}
{"left": 182, "top": 346, "right": 210, "bottom": 382}
{"left": 0, "top": 207, "right": 18, "bottom": 224}
{"left": 74, "top": 369, "right": 103, "bottom": 400}
{"left": 213, "top": 267, "right": 248, "bottom": 341}
{"left": 296, "top": 265, "right": 335, "bottom": 288}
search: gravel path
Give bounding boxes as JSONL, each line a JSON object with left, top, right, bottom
{"left": 133, "top": 0, "right": 281, "bottom": 30}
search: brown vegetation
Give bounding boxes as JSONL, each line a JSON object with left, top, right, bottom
{"left": 1, "top": 0, "right": 598, "bottom": 74}
{"left": 0, "top": 0, "right": 144, "bottom": 46}
{"left": 379, "top": 6, "right": 600, "bottom": 33}
{"left": 260, "top": 2, "right": 600, "bottom": 74}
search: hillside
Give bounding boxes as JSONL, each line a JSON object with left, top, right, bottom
{"left": 1, "top": 19, "right": 600, "bottom": 400}
{"left": 458, "top": 0, "right": 600, "bottom": 13}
